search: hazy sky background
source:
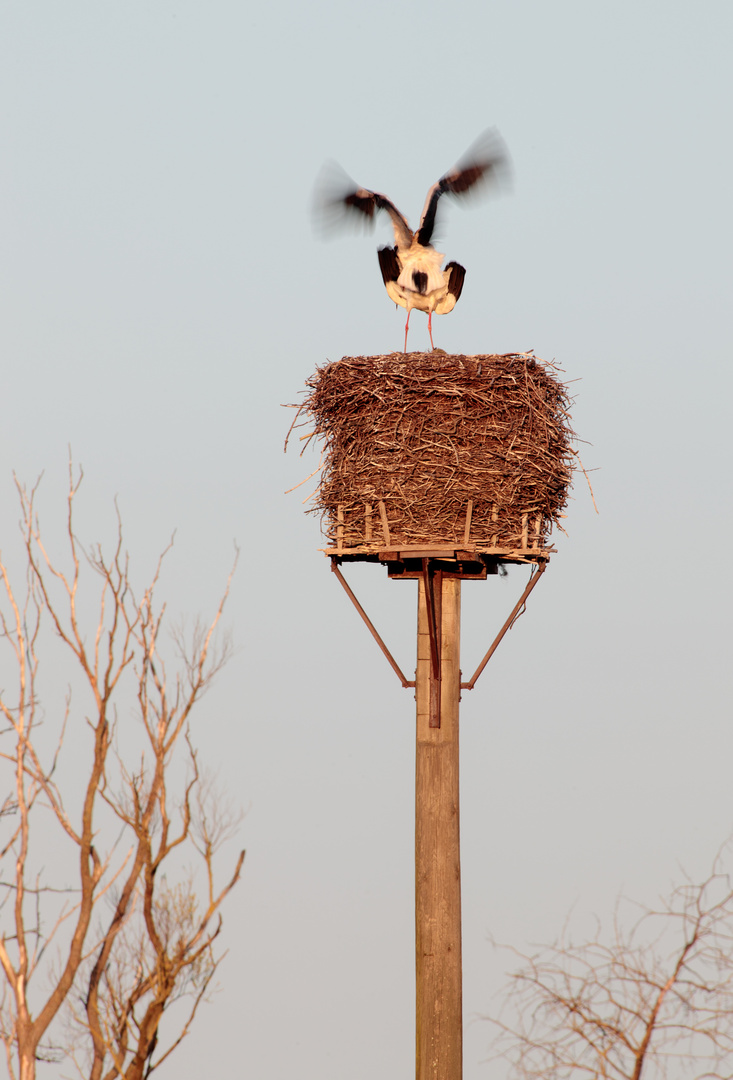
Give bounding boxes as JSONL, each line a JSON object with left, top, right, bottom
{"left": 1, "top": 2, "right": 732, "bottom": 1077}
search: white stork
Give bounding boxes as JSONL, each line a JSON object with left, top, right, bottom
{"left": 315, "top": 129, "right": 509, "bottom": 352}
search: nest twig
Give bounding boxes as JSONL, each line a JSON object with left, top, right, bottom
{"left": 294, "top": 352, "right": 576, "bottom": 554}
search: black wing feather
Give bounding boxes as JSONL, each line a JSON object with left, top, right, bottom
{"left": 312, "top": 161, "right": 414, "bottom": 247}
{"left": 343, "top": 190, "right": 379, "bottom": 220}
{"left": 416, "top": 188, "right": 443, "bottom": 248}
{"left": 416, "top": 128, "right": 510, "bottom": 247}
{"left": 378, "top": 246, "right": 400, "bottom": 284}
{"left": 445, "top": 261, "right": 466, "bottom": 301}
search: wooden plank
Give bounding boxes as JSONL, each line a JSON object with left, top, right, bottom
{"left": 398, "top": 547, "right": 458, "bottom": 559}
{"left": 323, "top": 545, "right": 553, "bottom": 564}
{"left": 397, "top": 544, "right": 462, "bottom": 553}
{"left": 389, "top": 564, "right": 488, "bottom": 582}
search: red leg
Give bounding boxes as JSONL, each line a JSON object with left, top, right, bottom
{"left": 428, "top": 309, "right": 435, "bottom": 350}
{"left": 404, "top": 309, "right": 411, "bottom": 354}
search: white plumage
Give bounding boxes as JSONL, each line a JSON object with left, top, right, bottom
{"left": 316, "top": 129, "right": 509, "bottom": 352}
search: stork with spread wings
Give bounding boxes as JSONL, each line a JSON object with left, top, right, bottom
{"left": 315, "top": 129, "right": 510, "bottom": 352}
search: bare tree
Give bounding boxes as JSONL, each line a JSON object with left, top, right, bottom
{"left": 0, "top": 467, "right": 243, "bottom": 1080}
{"left": 488, "top": 847, "right": 733, "bottom": 1080}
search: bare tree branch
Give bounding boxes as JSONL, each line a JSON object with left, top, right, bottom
{"left": 0, "top": 468, "right": 242, "bottom": 1080}
{"left": 488, "top": 845, "right": 733, "bottom": 1080}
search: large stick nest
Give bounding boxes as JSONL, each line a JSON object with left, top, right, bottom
{"left": 295, "top": 353, "right": 576, "bottom": 555}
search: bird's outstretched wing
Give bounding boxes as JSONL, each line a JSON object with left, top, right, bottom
{"left": 313, "top": 161, "right": 413, "bottom": 249}
{"left": 416, "top": 128, "right": 510, "bottom": 247}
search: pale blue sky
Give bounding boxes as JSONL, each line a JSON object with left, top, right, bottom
{"left": 1, "top": 2, "right": 732, "bottom": 1077}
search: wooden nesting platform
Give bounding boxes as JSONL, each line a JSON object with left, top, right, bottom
{"left": 296, "top": 352, "right": 575, "bottom": 566}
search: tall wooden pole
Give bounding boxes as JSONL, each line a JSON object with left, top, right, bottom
{"left": 415, "top": 569, "right": 462, "bottom": 1080}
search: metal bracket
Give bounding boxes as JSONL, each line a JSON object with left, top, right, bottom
{"left": 330, "top": 556, "right": 547, "bottom": 695}
{"left": 330, "top": 560, "right": 415, "bottom": 688}
{"left": 460, "top": 562, "right": 546, "bottom": 689}
{"left": 422, "top": 559, "right": 443, "bottom": 728}
{"left": 422, "top": 559, "right": 441, "bottom": 682}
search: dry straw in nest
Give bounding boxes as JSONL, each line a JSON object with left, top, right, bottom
{"left": 292, "top": 352, "right": 576, "bottom": 558}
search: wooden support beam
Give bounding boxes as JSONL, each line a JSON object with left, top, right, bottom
{"left": 462, "top": 500, "right": 473, "bottom": 545}
{"left": 415, "top": 573, "right": 462, "bottom": 1080}
{"left": 378, "top": 500, "right": 391, "bottom": 546}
